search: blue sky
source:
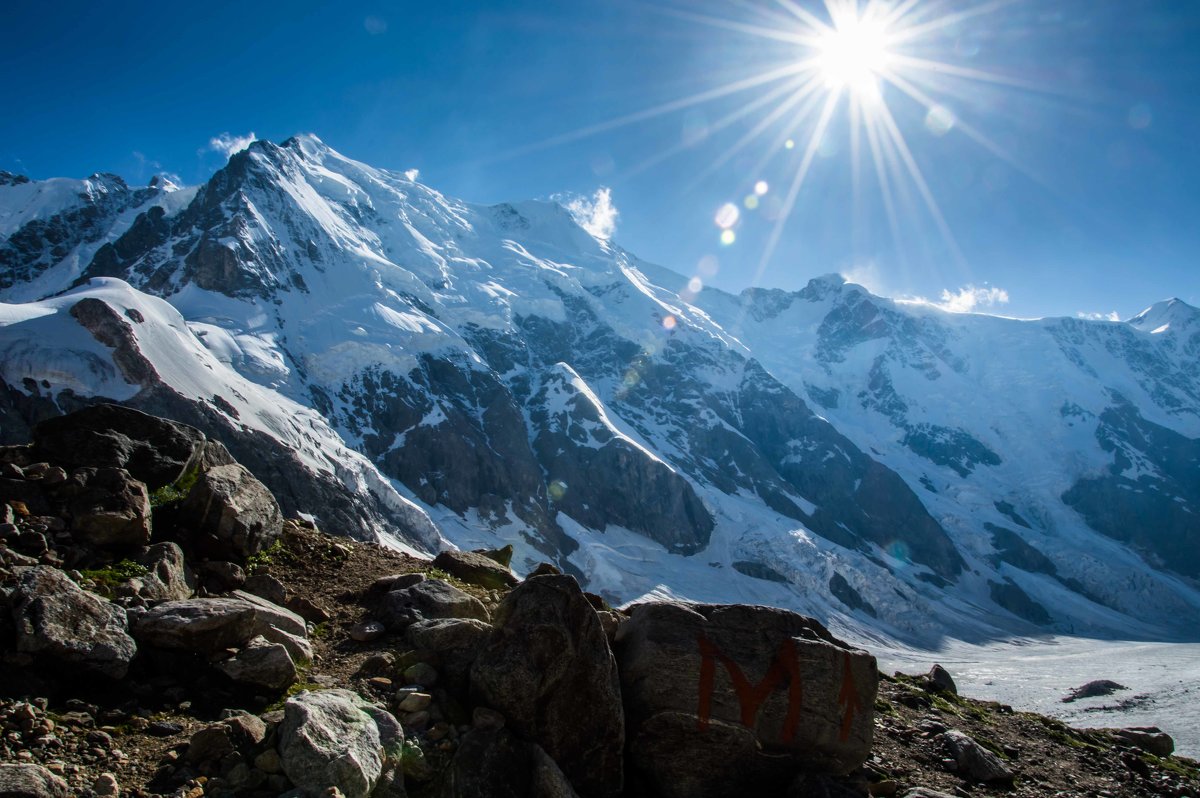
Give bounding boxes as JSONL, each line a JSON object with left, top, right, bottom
{"left": 3, "top": 0, "right": 1198, "bottom": 318}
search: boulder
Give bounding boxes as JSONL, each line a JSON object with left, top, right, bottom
{"left": 442, "top": 728, "right": 579, "bottom": 798}
{"left": 243, "top": 573, "right": 287, "bottom": 605}
{"left": 1115, "top": 727, "right": 1174, "bottom": 757}
{"left": 927, "top": 664, "right": 957, "bottom": 695}
{"left": 278, "top": 689, "right": 404, "bottom": 798}
{"left": 377, "top": 578, "right": 489, "bottom": 631}
{"left": 130, "top": 597, "right": 258, "bottom": 652}
{"left": 32, "top": 404, "right": 213, "bottom": 490}
{"left": 433, "top": 549, "right": 519, "bottom": 590}
{"left": 476, "top": 544, "right": 514, "bottom": 568}
{"left": 135, "top": 542, "right": 195, "bottom": 601}
{"left": 472, "top": 574, "right": 624, "bottom": 798}
{"left": 182, "top": 463, "right": 282, "bottom": 559}
{"left": 0, "top": 763, "right": 70, "bottom": 797}
{"left": 217, "top": 635, "right": 297, "bottom": 691}
{"left": 66, "top": 467, "right": 152, "bottom": 547}
{"left": 1062, "top": 679, "right": 1127, "bottom": 703}
{"left": 230, "top": 589, "right": 307, "bottom": 637}
{"left": 615, "top": 601, "right": 877, "bottom": 798}
{"left": 11, "top": 566, "right": 136, "bottom": 679}
{"left": 406, "top": 617, "right": 491, "bottom": 689}
{"left": 940, "top": 730, "right": 1013, "bottom": 783}
{"left": 198, "top": 560, "right": 246, "bottom": 593}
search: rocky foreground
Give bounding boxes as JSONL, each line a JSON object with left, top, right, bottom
{"left": 1, "top": 406, "right": 1197, "bottom": 797}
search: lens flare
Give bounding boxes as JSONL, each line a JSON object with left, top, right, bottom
{"left": 714, "top": 202, "right": 740, "bottom": 229}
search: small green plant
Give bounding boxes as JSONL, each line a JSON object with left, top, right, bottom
{"left": 81, "top": 559, "right": 150, "bottom": 597}
{"left": 246, "top": 540, "right": 286, "bottom": 574}
{"left": 82, "top": 559, "right": 149, "bottom": 586}
{"left": 148, "top": 465, "right": 201, "bottom": 508}
{"left": 265, "top": 680, "right": 323, "bottom": 712}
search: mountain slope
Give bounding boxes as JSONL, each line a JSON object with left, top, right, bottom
{"left": 1, "top": 135, "right": 1197, "bottom": 644}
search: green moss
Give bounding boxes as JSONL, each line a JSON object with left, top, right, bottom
{"left": 82, "top": 559, "right": 149, "bottom": 590}
{"left": 246, "top": 540, "right": 286, "bottom": 574}
{"left": 265, "top": 681, "right": 323, "bottom": 712}
{"left": 148, "top": 464, "right": 201, "bottom": 507}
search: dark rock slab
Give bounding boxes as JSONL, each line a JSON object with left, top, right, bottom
{"left": 615, "top": 600, "right": 876, "bottom": 798}
{"left": 472, "top": 574, "right": 624, "bottom": 798}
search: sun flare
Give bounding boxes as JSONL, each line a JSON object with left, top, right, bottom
{"left": 815, "top": 14, "right": 892, "bottom": 98}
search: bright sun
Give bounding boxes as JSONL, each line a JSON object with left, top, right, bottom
{"left": 815, "top": 15, "right": 892, "bottom": 98}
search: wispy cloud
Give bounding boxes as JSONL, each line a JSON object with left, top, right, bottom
{"left": 839, "top": 261, "right": 885, "bottom": 296}
{"left": 561, "top": 187, "right": 619, "bottom": 240}
{"left": 900, "top": 284, "right": 1011, "bottom": 313}
{"left": 207, "top": 131, "right": 257, "bottom": 159}
{"left": 1077, "top": 310, "right": 1120, "bottom": 322}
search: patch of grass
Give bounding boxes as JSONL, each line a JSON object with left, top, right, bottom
{"left": 148, "top": 465, "right": 201, "bottom": 507}
{"left": 265, "top": 680, "right": 323, "bottom": 712}
{"left": 310, "top": 622, "right": 330, "bottom": 640}
{"left": 246, "top": 540, "right": 286, "bottom": 575}
{"left": 82, "top": 559, "right": 149, "bottom": 587}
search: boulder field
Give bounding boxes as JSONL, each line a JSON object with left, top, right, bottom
{"left": 1, "top": 406, "right": 1196, "bottom": 797}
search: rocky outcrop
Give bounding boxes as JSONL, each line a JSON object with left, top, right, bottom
{"left": 0, "top": 762, "right": 71, "bottom": 798}
{"left": 615, "top": 601, "right": 877, "bottom": 798}
{"left": 940, "top": 730, "right": 1013, "bottom": 783}
{"left": 10, "top": 566, "right": 136, "bottom": 679}
{"left": 181, "top": 463, "right": 282, "bottom": 559}
{"left": 377, "top": 578, "right": 490, "bottom": 631}
{"left": 472, "top": 574, "right": 625, "bottom": 798}
{"left": 278, "top": 689, "right": 404, "bottom": 798}
{"left": 433, "top": 549, "right": 519, "bottom": 590}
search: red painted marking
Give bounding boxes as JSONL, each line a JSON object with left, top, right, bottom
{"left": 837, "top": 651, "right": 862, "bottom": 742}
{"left": 696, "top": 635, "right": 804, "bottom": 742}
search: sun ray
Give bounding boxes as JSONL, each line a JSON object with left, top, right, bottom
{"left": 686, "top": 74, "right": 829, "bottom": 188}
{"left": 774, "top": 0, "right": 837, "bottom": 38}
{"left": 618, "top": 74, "right": 812, "bottom": 181}
{"left": 484, "top": 59, "right": 813, "bottom": 164}
{"left": 880, "top": 69, "right": 1057, "bottom": 193}
{"left": 885, "top": 0, "right": 1021, "bottom": 45}
{"left": 872, "top": 98, "right": 966, "bottom": 266}
{"left": 752, "top": 88, "right": 844, "bottom": 286}
{"left": 648, "top": 5, "right": 823, "bottom": 48}
{"left": 887, "top": 54, "right": 1059, "bottom": 94}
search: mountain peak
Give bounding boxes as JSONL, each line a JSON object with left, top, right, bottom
{"left": 1128, "top": 297, "right": 1198, "bottom": 335}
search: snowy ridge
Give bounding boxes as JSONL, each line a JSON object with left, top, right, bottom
{"left": 0, "top": 135, "right": 1197, "bottom": 650}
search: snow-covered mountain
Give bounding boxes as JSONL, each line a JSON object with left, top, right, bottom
{"left": 1, "top": 135, "right": 1196, "bottom": 645}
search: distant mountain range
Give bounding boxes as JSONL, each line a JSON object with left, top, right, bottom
{"left": 1, "top": 135, "right": 1196, "bottom": 644}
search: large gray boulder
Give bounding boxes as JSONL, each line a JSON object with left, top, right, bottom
{"left": 31, "top": 404, "right": 211, "bottom": 491}
{"left": 377, "top": 578, "right": 489, "bottom": 631}
{"left": 432, "top": 549, "right": 519, "bottom": 590}
{"left": 0, "top": 763, "right": 71, "bottom": 797}
{"left": 940, "top": 730, "right": 1013, "bottom": 783}
{"left": 11, "top": 566, "right": 136, "bottom": 679}
{"left": 65, "top": 466, "right": 152, "bottom": 547}
{"left": 406, "top": 617, "right": 491, "bottom": 690}
{"left": 615, "top": 601, "right": 877, "bottom": 798}
{"left": 278, "top": 689, "right": 404, "bottom": 798}
{"left": 471, "top": 574, "right": 623, "bottom": 798}
{"left": 133, "top": 542, "right": 195, "bottom": 601}
{"left": 182, "top": 463, "right": 282, "bottom": 559}
{"left": 130, "top": 593, "right": 308, "bottom": 655}
{"left": 216, "top": 635, "right": 297, "bottom": 691}
{"left": 130, "top": 597, "right": 258, "bottom": 652}
{"left": 441, "top": 726, "right": 580, "bottom": 798}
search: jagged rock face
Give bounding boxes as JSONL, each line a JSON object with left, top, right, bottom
{"left": 0, "top": 173, "right": 164, "bottom": 301}
{"left": 1061, "top": 396, "right": 1200, "bottom": 578}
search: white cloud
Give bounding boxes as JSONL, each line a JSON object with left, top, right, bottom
{"left": 839, "top": 261, "right": 885, "bottom": 296}
{"left": 404, "top": 168, "right": 420, "bottom": 181}
{"left": 561, "top": 187, "right": 619, "bottom": 240}
{"left": 1077, "top": 310, "right": 1120, "bottom": 322}
{"left": 208, "top": 131, "right": 257, "bottom": 159}
{"left": 900, "top": 284, "right": 1011, "bottom": 313}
